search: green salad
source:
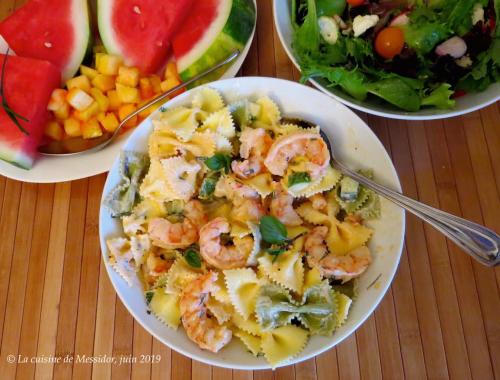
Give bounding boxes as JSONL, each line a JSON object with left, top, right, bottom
{"left": 291, "top": 0, "right": 500, "bottom": 111}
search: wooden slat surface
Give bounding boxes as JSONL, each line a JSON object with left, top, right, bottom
{"left": 1, "top": 1, "right": 499, "bottom": 379}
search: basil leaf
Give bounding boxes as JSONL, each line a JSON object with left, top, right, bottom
{"left": 259, "top": 216, "right": 288, "bottom": 244}
{"left": 266, "top": 247, "right": 287, "bottom": 256}
{"left": 185, "top": 248, "right": 202, "bottom": 268}
{"left": 145, "top": 291, "right": 154, "bottom": 305}
{"left": 199, "top": 174, "right": 220, "bottom": 200}
{"left": 288, "top": 172, "right": 311, "bottom": 187}
{"left": 204, "top": 154, "right": 232, "bottom": 173}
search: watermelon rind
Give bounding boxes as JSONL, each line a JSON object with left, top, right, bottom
{"left": 177, "top": 0, "right": 256, "bottom": 87}
{"left": 97, "top": 0, "right": 122, "bottom": 61}
{"left": 0, "top": 141, "right": 32, "bottom": 169}
{"left": 67, "top": 0, "right": 92, "bottom": 81}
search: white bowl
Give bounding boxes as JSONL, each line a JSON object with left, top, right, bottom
{"left": 0, "top": 0, "right": 257, "bottom": 183}
{"left": 273, "top": 0, "right": 500, "bottom": 120}
{"left": 99, "top": 77, "right": 405, "bottom": 369}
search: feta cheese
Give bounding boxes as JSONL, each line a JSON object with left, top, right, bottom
{"left": 318, "top": 16, "right": 339, "bottom": 44}
{"left": 456, "top": 55, "right": 473, "bottom": 68}
{"left": 353, "top": 15, "right": 379, "bottom": 37}
{"left": 472, "top": 3, "right": 484, "bottom": 25}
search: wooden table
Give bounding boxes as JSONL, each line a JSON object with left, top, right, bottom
{"left": 1, "top": 1, "right": 499, "bottom": 379}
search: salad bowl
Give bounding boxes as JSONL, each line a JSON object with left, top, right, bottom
{"left": 273, "top": 0, "right": 500, "bottom": 120}
{"left": 99, "top": 76, "right": 405, "bottom": 369}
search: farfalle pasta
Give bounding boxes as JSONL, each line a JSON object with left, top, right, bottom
{"left": 104, "top": 88, "right": 381, "bottom": 367}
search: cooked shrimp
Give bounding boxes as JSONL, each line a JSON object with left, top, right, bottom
{"left": 148, "top": 217, "right": 198, "bottom": 249}
{"left": 143, "top": 253, "right": 173, "bottom": 285}
{"left": 304, "top": 226, "right": 329, "bottom": 268}
{"left": 180, "top": 271, "right": 232, "bottom": 352}
{"left": 199, "top": 217, "right": 253, "bottom": 269}
{"left": 264, "top": 132, "right": 330, "bottom": 179}
{"left": 231, "top": 197, "right": 265, "bottom": 223}
{"left": 214, "top": 176, "right": 259, "bottom": 200}
{"left": 304, "top": 227, "right": 371, "bottom": 282}
{"left": 184, "top": 199, "right": 208, "bottom": 228}
{"left": 310, "top": 193, "right": 327, "bottom": 211}
{"left": 232, "top": 128, "right": 273, "bottom": 178}
{"left": 320, "top": 246, "right": 372, "bottom": 282}
{"left": 270, "top": 183, "right": 302, "bottom": 226}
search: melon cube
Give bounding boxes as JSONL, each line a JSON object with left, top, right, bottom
{"left": 117, "top": 66, "right": 140, "bottom": 87}
{"left": 66, "top": 75, "right": 91, "bottom": 93}
{"left": 73, "top": 101, "right": 100, "bottom": 122}
{"left": 116, "top": 83, "right": 140, "bottom": 104}
{"left": 64, "top": 117, "right": 82, "bottom": 137}
{"left": 92, "top": 74, "right": 115, "bottom": 92}
{"left": 99, "top": 112, "right": 120, "bottom": 133}
{"left": 47, "top": 89, "right": 70, "bottom": 119}
{"left": 44, "top": 120, "right": 63, "bottom": 141}
{"left": 80, "top": 65, "right": 98, "bottom": 80}
{"left": 149, "top": 75, "right": 162, "bottom": 93}
{"left": 47, "top": 89, "right": 68, "bottom": 111}
{"left": 90, "top": 88, "right": 110, "bottom": 112}
{"left": 164, "top": 62, "right": 179, "bottom": 80}
{"left": 107, "top": 90, "right": 122, "bottom": 111}
{"left": 96, "top": 53, "right": 123, "bottom": 76}
{"left": 82, "top": 118, "right": 103, "bottom": 139}
{"left": 67, "top": 88, "right": 94, "bottom": 111}
{"left": 139, "top": 78, "right": 154, "bottom": 99}
{"left": 160, "top": 77, "right": 181, "bottom": 93}
{"left": 138, "top": 99, "right": 160, "bottom": 119}
{"left": 118, "top": 104, "right": 138, "bottom": 128}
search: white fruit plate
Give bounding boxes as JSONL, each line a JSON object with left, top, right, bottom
{"left": 0, "top": 0, "right": 257, "bottom": 183}
{"left": 99, "top": 77, "right": 405, "bottom": 370}
{"left": 273, "top": 0, "right": 500, "bottom": 120}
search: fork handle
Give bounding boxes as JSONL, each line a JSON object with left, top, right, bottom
{"left": 334, "top": 162, "right": 500, "bottom": 267}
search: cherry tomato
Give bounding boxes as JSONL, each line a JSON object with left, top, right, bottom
{"left": 347, "top": 0, "right": 365, "bottom": 6}
{"left": 375, "top": 27, "right": 405, "bottom": 59}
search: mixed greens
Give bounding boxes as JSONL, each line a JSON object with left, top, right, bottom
{"left": 292, "top": 0, "right": 500, "bottom": 111}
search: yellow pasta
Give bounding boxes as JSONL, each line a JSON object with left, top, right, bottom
{"left": 261, "top": 325, "right": 309, "bottom": 367}
{"left": 165, "top": 256, "right": 205, "bottom": 294}
{"left": 232, "top": 312, "right": 263, "bottom": 336}
{"left": 326, "top": 220, "right": 373, "bottom": 255}
{"left": 192, "top": 87, "right": 225, "bottom": 121}
{"left": 224, "top": 268, "right": 261, "bottom": 319}
{"left": 258, "top": 251, "right": 304, "bottom": 294}
{"left": 201, "top": 107, "right": 236, "bottom": 139}
{"left": 153, "top": 106, "right": 198, "bottom": 142}
{"left": 235, "top": 330, "right": 262, "bottom": 356}
{"left": 255, "top": 96, "right": 281, "bottom": 125}
{"left": 149, "top": 289, "right": 181, "bottom": 329}
{"left": 241, "top": 173, "right": 274, "bottom": 197}
{"left": 207, "top": 296, "right": 233, "bottom": 324}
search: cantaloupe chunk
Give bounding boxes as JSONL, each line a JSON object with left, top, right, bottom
{"left": 66, "top": 75, "right": 91, "bottom": 93}
{"left": 149, "top": 75, "right": 162, "bottom": 93}
{"left": 73, "top": 101, "right": 100, "bottom": 121}
{"left": 44, "top": 120, "right": 64, "bottom": 141}
{"left": 64, "top": 117, "right": 82, "bottom": 137}
{"left": 96, "top": 53, "right": 122, "bottom": 75}
{"left": 117, "top": 66, "right": 139, "bottom": 87}
{"left": 92, "top": 74, "right": 115, "bottom": 92}
{"left": 118, "top": 104, "right": 137, "bottom": 128}
{"left": 82, "top": 118, "right": 103, "bottom": 139}
{"left": 80, "top": 65, "right": 98, "bottom": 80}
{"left": 107, "top": 90, "right": 122, "bottom": 111}
{"left": 99, "top": 112, "right": 119, "bottom": 132}
{"left": 139, "top": 78, "right": 154, "bottom": 99}
{"left": 116, "top": 83, "right": 140, "bottom": 104}
{"left": 90, "top": 88, "right": 109, "bottom": 112}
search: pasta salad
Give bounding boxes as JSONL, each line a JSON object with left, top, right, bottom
{"left": 104, "top": 88, "right": 381, "bottom": 367}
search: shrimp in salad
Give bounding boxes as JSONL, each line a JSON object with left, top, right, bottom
{"left": 304, "top": 226, "right": 372, "bottom": 282}
{"left": 214, "top": 175, "right": 260, "bottom": 200}
{"left": 264, "top": 132, "right": 330, "bottom": 180}
{"left": 270, "top": 182, "right": 302, "bottom": 226}
{"left": 199, "top": 217, "right": 254, "bottom": 269}
{"left": 148, "top": 200, "right": 207, "bottom": 249}
{"left": 180, "top": 271, "right": 232, "bottom": 352}
{"left": 232, "top": 128, "right": 273, "bottom": 178}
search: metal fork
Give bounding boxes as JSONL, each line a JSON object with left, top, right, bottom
{"left": 317, "top": 129, "right": 500, "bottom": 267}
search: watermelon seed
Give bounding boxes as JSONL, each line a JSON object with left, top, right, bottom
{"left": 133, "top": 6, "right": 141, "bottom": 14}
{"left": 44, "top": 42, "right": 52, "bottom": 48}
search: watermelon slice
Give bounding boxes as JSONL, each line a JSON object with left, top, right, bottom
{"left": 0, "top": 0, "right": 91, "bottom": 82}
{"left": 98, "top": 0, "right": 195, "bottom": 74}
{"left": 0, "top": 54, "right": 60, "bottom": 169}
{"left": 173, "top": 0, "right": 256, "bottom": 86}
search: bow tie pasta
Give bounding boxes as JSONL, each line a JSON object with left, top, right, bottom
{"left": 104, "top": 88, "right": 381, "bottom": 367}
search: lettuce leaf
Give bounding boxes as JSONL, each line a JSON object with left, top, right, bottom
{"left": 367, "top": 78, "right": 422, "bottom": 111}
{"left": 421, "top": 83, "right": 455, "bottom": 109}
